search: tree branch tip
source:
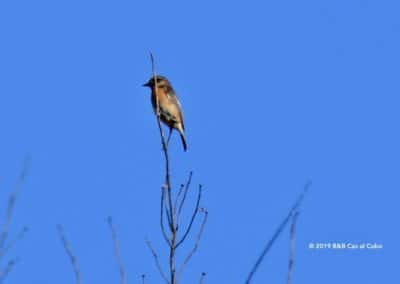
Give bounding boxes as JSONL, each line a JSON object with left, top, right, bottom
{"left": 145, "top": 237, "right": 154, "bottom": 246}
{"left": 199, "top": 207, "right": 208, "bottom": 214}
{"left": 304, "top": 180, "right": 312, "bottom": 190}
{"left": 20, "top": 155, "right": 31, "bottom": 178}
{"left": 8, "top": 258, "right": 18, "bottom": 265}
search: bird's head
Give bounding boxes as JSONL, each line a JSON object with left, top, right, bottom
{"left": 142, "top": 75, "right": 169, "bottom": 88}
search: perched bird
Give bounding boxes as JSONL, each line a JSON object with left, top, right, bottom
{"left": 143, "top": 75, "right": 188, "bottom": 151}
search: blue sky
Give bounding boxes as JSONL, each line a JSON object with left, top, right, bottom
{"left": 0, "top": 0, "right": 398, "bottom": 283}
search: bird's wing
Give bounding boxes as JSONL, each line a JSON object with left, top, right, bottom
{"left": 168, "top": 93, "right": 185, "bottom": 130}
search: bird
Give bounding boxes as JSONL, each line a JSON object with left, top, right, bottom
{"left": 143, "top": 75, "right": 188, "bottom": 151}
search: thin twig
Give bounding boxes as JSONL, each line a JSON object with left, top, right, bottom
{"left": 199, "top": 272, "right": 206, "bottom": 284}
{"left": 2, "top": 226, "right": 29, "bottom": 257}
{"left": 245, "top": 181, "right": 311, "bottom": 284}
{"left": 107, "top": 217, "right": 127, "bottom": 284}
{"left": 177, "top": 171, "right": 193, "bottom": 219}
{"left": 163, "top": 189, "right": 173, "bottom": 231}
{"left": 57, "top": 225, "right": 82, "bottom": 284}
{"left": 176, "top": 209, "right": 208, "bottom": 283}
{"left": 0, "top": 258, "right": 18, "bottom": 284}
{"left": 176, "top": 185, "right": 202, "bottom": 249}
{"left": 145, "top": 238, "right": 169, "bottom": 284}
{"left": 174, "top": 184, "right": 185, "bottom": 214}
{"left": 168, "top": 215, "right": 177, "bottom": 284}
{"left": 0, "top": 157, "right": 30, "bottom": 255}
{"left": 287, "top": 212, "right": 299, "bottom": 284}
{"left": 176, "top": 172, "right": 194, "bottom": 230}
{"left": 160, "top": 188, "right": 171, "bottom": 246}
{"left": 141, "top": 274, "right": 146, "bottom": 284}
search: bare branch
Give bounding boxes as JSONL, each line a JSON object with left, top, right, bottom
{"left": 0, "top": 156, "right": 30, "bottom": 255}
{"left": 176, "top": 209, "right": 208, "bottom": 282}
{"left": 166, "top": 189, "right": 175, "bottom": 234}
{"left": 174, "top": 184, "right": 185, "bottom": 213}
{"left": 2, "top": 226, "right": 29, "bottom": 257}
{"left": 145, "top": 238, "right": 169, "bottom": 284}
{"left": 57, "top": 225, "right": 82, "bottom": 284}
{"left": 141, "top": 274, "right": 146, "bottom": 284}
{"left": 107, "top": 217, "right": 127, "bottom": 284}
{"left": 287, "top": 211, "right": 299, "bottom": 284}
{"left": 245, "top": 181, "right": 311, "bottom": 284}
{"left": 0, "top": 258, "right": 17, "bottom": 284}
{"left": 176, "top": 185, "right": 202, "bottom": 249}
{"left": 160, "top": 188, "right": 171, "bottom": 247}
{"left": 177, "top": 171, "right": 193, "bottom": 220}
{"left": 162, "top": 188, "right": 173, "bottom": 232}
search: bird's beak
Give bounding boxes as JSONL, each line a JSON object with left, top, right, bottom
{"left": 142, "top": 82, "right": 150, "bottom": 87}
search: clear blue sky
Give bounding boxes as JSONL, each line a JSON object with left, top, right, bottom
{"left": 0, "top": 0, "right": 398, "bottom": 283}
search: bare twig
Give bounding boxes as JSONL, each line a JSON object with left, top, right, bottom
{"left": 141, "top": 274, "right": 146, "bottom": 284}
{"left": 174, "top": 184, "right": 185, "bottom": 213}
{"left": 176, "top": 209, "right": 208, "bottom": 283}
{"left": 2, "top": 226, "right": 29, "bottom": 257}
{"left": 287, "top": 211, "right": 299, "bottom": 284}
{"left": 57, "top": 225, "right": 82, "bottom": 284}
{"left": 176, "top": 185, "right": 202, "bottom": 248}
{"left": 0, "top": 156, "right": 30, "bottom": 255}
{"left": 245, "top": 181, "right": 311, "bottom": 284}
{"left": 168, "top": 221, "right": 177, "bottom": 284}
{"left": 199, "top": 272, "right": 206, "bottom": 284}
{"left": 0, "top": 157, "right": 30, "bottom": 283}
{"left": 177, "top": 171, "right": 193, "bottom": 220}
{"left": 165, "top": 207, "right": 173, "bottom": 230}
{"left": 145, "top": 238, "right": 169, "bottom": 284}
{"left": 0, "top": 258, "right": 17, "bottom": 284}
{"left": 160, "top": 188, "right": 171, "bottom": 247}
{"left": 107, "top": 217, "right": 127, "bottom": 284}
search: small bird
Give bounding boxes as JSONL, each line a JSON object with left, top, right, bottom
{"left": 143, "top": 75, "right": 188, "bottom": 151}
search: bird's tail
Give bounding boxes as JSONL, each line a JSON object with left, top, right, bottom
{"left": 180, "top": 132, "right": 188, "bottom": 152}
{"left": 176, "top": 123, "right": 188, "bottom": 152}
